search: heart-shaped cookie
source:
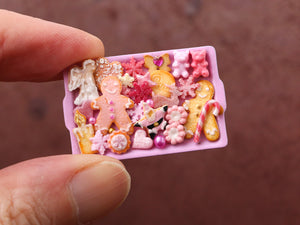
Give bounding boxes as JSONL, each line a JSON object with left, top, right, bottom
{"left": 132, "top": 129, "right": 153, "bottom": 149}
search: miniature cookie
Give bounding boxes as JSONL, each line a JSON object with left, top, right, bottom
{"left": 91, "top": 76, "right": 134, "bottom": 135}
{"left": 94, "top": 57, "right": 123, "bottom": 88}
{"left": 108, "top": 130, "right": 131, "bottom": 154}
{"left": 150, "top": 70, "right": 175, "bottom": 98}
{"left": 163, "top": 122, "right": 186, "bottom": 145}
{"left": 68, "top": 59, "right": 99, "bottom": 105}
{"left": 72, "top": 110, "right": 97, "bottom": 154}
{"left": 172, "top": 50, "right": 190, "bottom": 78}
{"left": 132, "top": 129, "right": 153, "bottom": 149}
{"left": 183, "top": 80, "right": 214, "bottom": 139}
{"left": 144, "top": 53, "right": 171, "bottom": 73}
{"left": 135, "top": 102, "right": 168, "bottom": 139}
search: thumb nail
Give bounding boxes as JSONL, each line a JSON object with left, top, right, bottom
{"left": 70, "top": 161, "right": 131, "bottom": 223}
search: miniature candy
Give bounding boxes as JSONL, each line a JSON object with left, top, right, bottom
{"left": 154, "top": 135, "right": 166, "bottom": 149}
{"left": 191, "top": 50, "right": 209, "bottom": 78}
{"left": 194, "top": 100, "right": 223, "bottom": 143}
{"left": 172, "top": 50, "right": 190, "bottom": 78}
{"left": 68, "top": 59, "right": 99, "bottom": 105}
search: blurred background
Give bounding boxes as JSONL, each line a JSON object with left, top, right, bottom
{"left": 0, "top": 0, "right": 299, "bottom": 224}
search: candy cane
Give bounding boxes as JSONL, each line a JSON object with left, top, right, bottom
{"left": 193, "top": 100, "right": 221, "bottom": 143}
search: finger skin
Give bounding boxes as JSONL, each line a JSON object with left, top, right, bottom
{"left": 0, "top": 155, "right": 131, "bottom": 225}
{"left": 0, "top": 10, "right": 104, "bottom": 82}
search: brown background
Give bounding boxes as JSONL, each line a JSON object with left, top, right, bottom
{"left": 0, "top": 0, "right": 300, "bottom": 224}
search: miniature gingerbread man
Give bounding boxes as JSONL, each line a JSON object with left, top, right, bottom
{"left": 91, "top": 76, "right": 134, "bottom": 135}
{"left": 183, "top": 80, "right": 221, "bottom": 140}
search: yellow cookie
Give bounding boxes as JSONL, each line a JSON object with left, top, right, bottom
{"left": 73, "top": 110, "right": 97, "bottom": 154}
{"left": 183, "top": 80, "right": 215, "bottom": 139}
{"left": 144, "top": 53, "right": 171, "bottom": 73}
{"left": 150, "top": 70, "right": 175, "bottom": 98}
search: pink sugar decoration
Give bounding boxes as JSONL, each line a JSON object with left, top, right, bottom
{"left": 153, "top": 57, "right": 163, "bottom": 67}
{"left": 127, "top": 101, "right": 145, "bottom": 123}
{"left": 177, "top": 77, "right": 199, "bottom": 99}
{"left": 127, "top": 81, "right": 152, "bottom": 104}
{"left": 122, "top": 57, "right": 145, "bottom": 78}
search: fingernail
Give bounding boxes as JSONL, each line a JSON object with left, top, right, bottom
{"left": 70, "top": 161, "right": 131, "bottom": 223}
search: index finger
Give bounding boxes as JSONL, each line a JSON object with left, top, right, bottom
{"left": 0, "top": 10, "right": 104, "bottom": 82}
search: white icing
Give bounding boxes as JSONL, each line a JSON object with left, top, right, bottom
{"left": 69, "top": 59, "right": 99, "bottom": 105}
{"left": 125, "top": 99, "right": 132, "bottom": 109}
{"left": 206, "top": 128, "right": 217, "bottom": 136}
{"left": 198, "top": 93, "right": 208, "bottom": 98}
{"left": 111, "top": 134, "right": 128, "bottom": 151}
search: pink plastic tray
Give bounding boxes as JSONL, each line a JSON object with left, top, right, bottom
{"left": 63, "top": 46, "right": 227, "bottom": 160}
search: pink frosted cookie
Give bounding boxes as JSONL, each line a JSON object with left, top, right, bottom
{"left": 91, "top": 76, "right": 134, "bottom": 135}
{"left": 132, "top": 129, "right": 153, "bottom": 149}
{"left": 134, "top": 102, "right": 168, "bottom": 139}
{"left": 191, "top": 50, "right": 209, "bottom": 78}
{"left": 177, "top": 76, "right": 199, "bottom": 99}
{"left": 90, "top": 130, "right": 110, "bottom": 155}
{"left": 108, "top": 130, "right": 131, "bottom": 154}
{"left": 122, "top": 57, "right": 145, "bottom": 78}
{"left": 172, "top": 50, "right": 190, "bottom": 78}
{"left": 163, "top": 123, "right": 186, "bottom": 145}
{"left": 165, "top": 105, "right": 188, "bottom": 125}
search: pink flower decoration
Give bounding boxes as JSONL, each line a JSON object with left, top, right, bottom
{"left": 90, "top": 130, "right": 110, "bottom": 155}
{"left": 163, "top": 123, "right": 186, "bottom": 145}
{"left": 122, "top": 57, "right": 145, "bottom": 78}
{"left": 177, "top": 76, "right": 199, "bottom": 99}
{"left": 165, "top": 105, "right": 188, "bottom": 125}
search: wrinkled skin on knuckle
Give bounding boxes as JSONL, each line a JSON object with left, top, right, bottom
{"left": 0, "top": 189, "right": 51, "bottom": 225}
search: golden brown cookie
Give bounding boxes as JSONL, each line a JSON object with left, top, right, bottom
{"left": 72, "top": 110, "right": 97, "bottom": 154}
{"left": 183, "top": 80, "right": 217, "bottom": 139}
{"left": 150, "top": 70, "right": 175, "bottom": 98}
{"left": 144, "top": 53, "right": 171, "bottom": 73}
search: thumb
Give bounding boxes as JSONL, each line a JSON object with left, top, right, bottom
{"left": 0, "top": 155, "right": 131, "bottom": 224}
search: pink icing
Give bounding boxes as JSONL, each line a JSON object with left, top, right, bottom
{"left": 165, "top": 105, "right": 188, "bottom": 125}
{"left": 163, "top": 122, "right": 186, "bottom": 145}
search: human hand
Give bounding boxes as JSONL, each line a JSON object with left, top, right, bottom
{"left": 0, "top": 10, "right": 130, "bottom": 224}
